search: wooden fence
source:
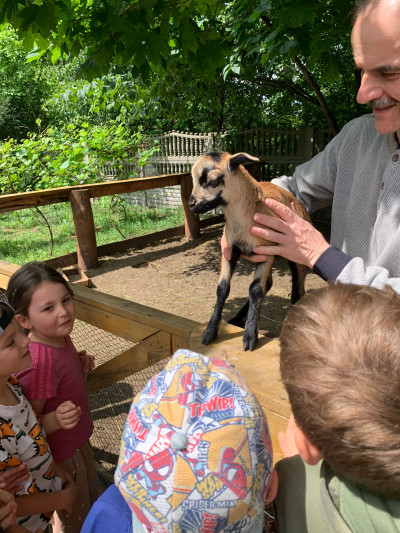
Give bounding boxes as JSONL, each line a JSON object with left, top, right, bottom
{"left": 121, "top": 127, "right": 333, "bottom": 180}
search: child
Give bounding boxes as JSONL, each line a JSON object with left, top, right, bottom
{"left": 0, "top": 302, "right": 79, "bottom": 532}
{"left": 274, "top": 283, "right": 400, "bottom": 532}
{"left": 6, "top": 262, "right": 101, "bottom": 533}
{"left": 81, "top": 349, "right": 278, "bottom": 533}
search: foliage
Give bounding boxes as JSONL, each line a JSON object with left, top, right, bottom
{"left": 0, "top": 25, "right": 53, "bottom": 140}
{"left": 0, "top": 201, "right": 184, "bottom": 262}
{"left": 0, "top": 119, "right": 158, "bottom": 194}
{"left": 0, "top": 0, "right": 360, "bottom": 133}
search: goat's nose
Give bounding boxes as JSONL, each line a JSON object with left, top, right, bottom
{"left": 189, "top": 195, "right": 196, "bottom": 208}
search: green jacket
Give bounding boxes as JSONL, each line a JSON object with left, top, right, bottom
{"left": 274, "top": 456, "right": 400, "bottom": 533}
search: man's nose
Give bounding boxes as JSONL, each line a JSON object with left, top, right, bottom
{"left": 356, "top": 71, "right": 384, "bottom": 104}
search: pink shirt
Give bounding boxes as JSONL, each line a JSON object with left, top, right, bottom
{"left": 16, "top": 335, "right": 93, "bottom": 463}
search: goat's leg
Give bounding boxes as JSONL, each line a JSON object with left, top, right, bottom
{"left": 202, "top": 246, "right": 241, "bottom": 345}
{"left": 288, "top": 261, "right": 308, "bottom": 304}
{"left": 228, "top": 273, "right": 273, "bottom": 329}
{"left": 243, "top": 257, "right": 274, "bottom": 351}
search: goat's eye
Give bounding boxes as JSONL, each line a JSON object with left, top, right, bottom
{"left": 208, "top": 175, "right": 225, "bottom": 188}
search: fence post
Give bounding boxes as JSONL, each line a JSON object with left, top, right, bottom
{"left": 180, "top": 174, "right": 200, "bottom": 240}
{"left": 68, "top": 189, "right": 98, "bottom": 270}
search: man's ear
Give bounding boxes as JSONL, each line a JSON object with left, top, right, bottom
{"left": 294, "top": 427, "right": 323, "bottom": 466}
{"left": 266, "top": 468, "right": 278, "bottom": 503}
{"left": 15, "top": 314, "right": 31, "bottom": 330}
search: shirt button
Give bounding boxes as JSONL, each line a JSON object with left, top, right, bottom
{"left": 392, "top": 154, "right": 399, "bottom": 161}
{"left": 381, "top": 183, "right": 385, "bottom": 189}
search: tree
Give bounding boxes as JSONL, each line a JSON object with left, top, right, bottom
{"left": 0, "top": 26, "right": 52, "bottom": 140}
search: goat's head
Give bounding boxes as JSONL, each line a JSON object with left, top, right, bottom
{"left": 189, "top": 151, "right": 259, "bottom": 214}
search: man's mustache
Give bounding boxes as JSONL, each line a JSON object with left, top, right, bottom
{"left": 369, "top": 97, "right": 397, "bottom": 108}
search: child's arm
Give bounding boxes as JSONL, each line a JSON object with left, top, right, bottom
{"left": 278, "top": 413, "right": 301, "bottom": 458}
{"left": 30, "top": 400, "right": 82, "bottom": 435}
{"left": 0, "top": 488, "right": 17, "bottom": 529}
{"left": 78, "top": 350, "right": 95, "bottom": 377}
{"left": 15, "top": 479, "right": 80, "bottom": 517}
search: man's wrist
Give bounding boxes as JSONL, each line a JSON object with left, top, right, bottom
{"left": 312, "top": 246, "right": 353, "bottom": 281}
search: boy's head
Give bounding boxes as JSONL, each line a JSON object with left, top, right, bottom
{"left": 115, "top": 349, "right": 275, "bottom": 533}
{"left": 280, "top": 283, "right": 400, "bottom": 499}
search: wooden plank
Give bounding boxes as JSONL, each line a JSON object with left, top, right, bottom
{"left": 171, "top": 334, "right": 191, "bottom": 353}
{"left": 85, "top": 330, "right": 171, "bottom": 394}
{"left": 0, "top": 261, "right": 20, "bottom": 291}
{"left": 69, "top": 189, "right": 98, "bottom": 270}
{"left": 73, "top": 284, "right": 199, "bottom": 339}
{"left": 75, "top": 300, "right": 159, "bottom": 342}
{"left": 190, "top": 321, "right": 290, "bottom": 464}
{"left": 0, "top": 174, "right": 189, "bottom": 213}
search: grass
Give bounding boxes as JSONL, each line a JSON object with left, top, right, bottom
{"left": 0, "top": 196, "right": 185, "bottom": 265}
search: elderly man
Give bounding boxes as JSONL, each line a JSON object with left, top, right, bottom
{"left": 223, "top": 0, "right": 400, "bottom": 292}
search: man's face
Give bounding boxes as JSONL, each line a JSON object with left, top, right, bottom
{"left": 352, "top": 0, "right": 400, "bottom": 137}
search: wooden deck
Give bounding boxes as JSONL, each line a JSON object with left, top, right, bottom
{"left": 190, "top": 321, "right": 290, "bottom": 464}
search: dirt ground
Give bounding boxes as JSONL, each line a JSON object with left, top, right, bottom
{"left": 85, "top": 209, "right": 330, "bottom": 338}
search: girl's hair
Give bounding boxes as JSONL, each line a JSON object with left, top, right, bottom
{"left": 6, "top": 262, "right": 73, "bottom": 317}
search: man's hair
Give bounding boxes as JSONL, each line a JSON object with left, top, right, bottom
{"left": 6, "top": 261, "right": 73, "bottom": 317}
{"left": 280, "top": 283, "right": 400, "bottom": 499}
{"left": 352, "top": 0, "right": 381, "bottom": 22}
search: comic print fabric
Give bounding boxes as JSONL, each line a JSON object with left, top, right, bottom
{"left": 115, "top": 349, "right": 273, "bottom": 533}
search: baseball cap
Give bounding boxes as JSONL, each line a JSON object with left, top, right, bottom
{"left": 115, "top": 349, "right": 273, "bottom": 533}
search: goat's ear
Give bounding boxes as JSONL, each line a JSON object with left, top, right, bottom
{"left": 228, "top": 152, "right": 260, "bottom": 171}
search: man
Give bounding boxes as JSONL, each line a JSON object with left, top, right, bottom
{"left": 223, "top": 0, "right": 400, "bottom": 292}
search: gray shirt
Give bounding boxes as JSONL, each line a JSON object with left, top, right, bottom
{"left": 272, "top": 114, "right": 400, "bottom": 291}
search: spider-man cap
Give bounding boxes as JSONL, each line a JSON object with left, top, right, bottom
{"left": 114, "top": 349, "right": 272, "bottom": 533}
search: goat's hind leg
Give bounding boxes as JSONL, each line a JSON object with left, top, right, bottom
{"left": 228, "top": 271, "right": 272, "bottom": 329}
{"left": 202, "top": 246, "right": 241, "bottom": 346}
{"left": 243, "top": 257, "right": 274, "bottom": 351}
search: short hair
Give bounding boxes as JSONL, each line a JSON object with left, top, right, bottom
{"left": 6, "top": 262, "right": 73, "bottom": 317}
{"left": 352, "top": 0, "right": 382, "bottom": 23}
{"left": 279, "top": 283, "right": 400, "bottom": 499}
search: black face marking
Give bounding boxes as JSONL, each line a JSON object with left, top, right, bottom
{"left": 208, "top": 175, "right": 225, "bottom": 188}
{"left": 199, "top": 166, "right": 215, "bottom": 187}
{"left": 189, "top": 190, "right": 228, "bottom": 214}
{"left": 205, "top": 151, "right": 223, "bottom": 162}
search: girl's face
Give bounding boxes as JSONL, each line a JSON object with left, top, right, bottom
{"left": 18, "top": 281, "right": 76, "bottom": 347}
{"left": 0, "top": 318, "right": 31, "bottom": 378}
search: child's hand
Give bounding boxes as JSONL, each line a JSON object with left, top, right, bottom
{"left": 55, "top": 401, "right": 82, "bottom": 431}
{"left": 0, "top": 465, "right": 30, "bottom": 494}
{"left": 78, "top": 350, "right": 95, "bottom": 376}
{"left": 61, "top": 479, "right": 81, "bottom": 515}
{"left": 0, "top": 488, "right": 17, "bottom": 529}
{"left": 278, "top": 413, "right": 300, "bottom": 458}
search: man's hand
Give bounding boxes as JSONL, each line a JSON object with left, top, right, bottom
{"left": 250, "top": 198, "right": 330, "bottom": 268}
{"left": 78, "top": 350, "right": 95, "bottom": 376}
{"left": 0, "top": 465, "right": 29, "bottom": 494}
{"left": 55, "top": 401, "right": 81, "bottom": 431}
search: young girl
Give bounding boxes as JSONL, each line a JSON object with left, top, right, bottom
{"left": 0, "top": 301, "right": 80, "bottom": 532}
{"left": 7, "top": 262, "right": 101, "bottom": 533}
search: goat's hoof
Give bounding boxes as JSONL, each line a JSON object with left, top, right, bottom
{"left": 202, "top": 327, "right": 218, "bottom": 346}
{"left": 242, "top": 330, "right": 257, "bottom": 351}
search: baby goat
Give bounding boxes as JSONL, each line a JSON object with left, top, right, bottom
{"left": 189, "top": 151, "right": 310, "bottom": 351}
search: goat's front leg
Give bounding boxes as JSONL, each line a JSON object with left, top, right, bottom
{"left": 202, "top": 246, "right": 241, "bottom": 345}
{"left": 243, "top": 257, "right": 274, "bottom": 351}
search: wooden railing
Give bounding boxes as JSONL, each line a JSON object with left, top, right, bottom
{"left": 0, "top": 173, "right": 205, "bottom": 271}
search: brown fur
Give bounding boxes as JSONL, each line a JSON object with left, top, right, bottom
{"left": 189, "top": 151, "right": 310, "bottom": 351}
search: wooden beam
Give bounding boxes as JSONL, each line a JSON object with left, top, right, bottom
{"left": 85, "top": 330, "right": 171, "bottom": 394}
{"left": 0, "top": 174, "right": 189, "bottom": 213}
{"left": 72, "top": 284, "right": 199, "bottom": 340}
{"left": 180, "top": 174, "right": 200, "bottom": 240}
{"left": 69, "top": 189, "right": 98, "bottom": 270}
